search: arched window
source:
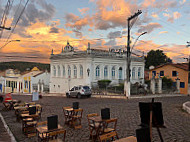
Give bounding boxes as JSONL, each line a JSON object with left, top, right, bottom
{"left": 53, "top": 66, "right": 56, "bottom": 77}
{"left": 138, "top": 67, "right": 141, "bottom": 79}
{"left": 68, "top": 65, "right": 71, "bottom": 78}
{"left": 119, "top": 67, "right": 122, "bottom": 79}
{"left": 112, "top": 66, "right": 115, "bottom": 78}
{"left": 62, "top": 65, "right": 65, "bottom": 77}
{"left": 96, "top": 66, "right": 100, "bottom": 77}
{"left": 132, "top": 67, "right": 136, "bottom": 79}
{"left": 57, "top": 65, "right": 61, "bottom": 77}
{"left": 104, "top": 66, "right": 108, "bottom": 78}
{"left": 80, "top": 65, "right": 83, "bottom": 77}
{"left": 74, "top": 65, "right": 77, "bottom": 78}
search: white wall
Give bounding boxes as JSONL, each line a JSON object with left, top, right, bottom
{"left": 50, "top": 56, "right": 144, "bottom": 93}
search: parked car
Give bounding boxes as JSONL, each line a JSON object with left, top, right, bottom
{"left": 66, "top": 85, "right": 92, "bottom": 98}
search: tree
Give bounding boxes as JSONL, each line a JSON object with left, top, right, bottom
{"left": 145, "top": 49, "right": 172, "bottom": 69}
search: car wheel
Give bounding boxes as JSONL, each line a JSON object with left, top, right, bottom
{"left": 77, "top": 93, "right": 81, "bottom": 99}
{"left": 88, "top": 94, "right": 91, "bottom": 98}
{"left": 66, "top": 93, "right": 70, "bottom": 98}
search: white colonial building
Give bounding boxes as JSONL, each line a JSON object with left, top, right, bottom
{"left": 50, "top": 42, "right": 145, "bottom": 93}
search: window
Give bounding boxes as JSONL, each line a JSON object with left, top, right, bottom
{"left": 132, "top": 67, "right": 136, "bottom": 79}
{"left": 53, "top": 66, "right": 56, "bottom": 77}
{"left": 62, "top": 66, "right": 65, "bottom": 77}
{"left": 68, "top": 65, "right": 71, "bottom": 77}
{"left": 80, "top": 65, "right": 83, "bottom": 77}
{"left": 119, "top": 67, "right": 122, "bottom": 79}
{"left": 152, "top": 71, "right": 156, "bottom": 77}
{"left": 96, "top": 66, "right": 100, "bottom": 77}
{"left": 57, "top": 65, "right": 61, "bottom": 77}
{"left": 138, "top": 67, "right": 141, "bottom": 79}
{"left": 180, "top": 82, "right": 185, "bottom": 88}
{"left": 104, "top": 66, "right": 108, "bottom": 78}
{"left": 172, "top": 71, "right": 177, "bottom": 77}
{"left": 112, "top": 66, "right": 115, "bottom": 78}
{"left": 160, "top": 71, "right": 164, "bottom": 76}
{"left": 74, "top": 65, "right": 77, "bottom": 78}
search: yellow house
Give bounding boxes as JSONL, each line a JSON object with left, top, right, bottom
{"left": 149, "top": 63, "right": 189, "bottom": 95}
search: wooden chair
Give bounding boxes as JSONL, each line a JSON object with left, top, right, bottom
{"left": 103, "top": 118, "right": 119, "bottom": 139}
{"left": 22, "top": 118, "right": 37, "bottom": 137}
{"left": 36, "top": 105, "right": 42, "bottom": 120}
{"left": 36, "top": 121, "right": 49, "bottom": 141}
{"left": 87, "top": 113, "right": 100, "bottom": 139}
{"left": 2, "top": 102, "right": 11, "bottom": 110}
{"left": 62, "top": 106, "right": 72, "bottom": 124}
{"left": 48, "top": 129, "right": 66, "bottom": 142}
{"left": 71, "top": 108, "right": 83, "bottom": 129}
{"left": 99, "top": 131, "right": 118, "bottom": 142}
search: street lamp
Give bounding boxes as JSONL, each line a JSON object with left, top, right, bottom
{"left": 0, "top": 40, "right": 20, "bottom": 50}
{"left": 130, "top": 32, "right": 147, "bottom": 53}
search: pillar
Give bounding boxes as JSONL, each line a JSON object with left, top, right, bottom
{"left": 38, "top": 80, "right": 40, "bottom": 93}
{"left": 41, "top": 80, "right": 44, "bottom": 93}
{"left": 158, "top": 77, "right": 162, "bottom": 94}
{"left": 176, "top": 78, "right": 180, "bottom": 94}
{"left": 151, "top": 77, "right": 155, "bottom": 94}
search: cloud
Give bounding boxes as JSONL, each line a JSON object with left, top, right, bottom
{"left": 151, "top": 13, "right": 159, "bottom": 19}
{"left": 164, "top": 11, "right": 181, "bottom": 23}
{"left": 159, "top": 31, "right": 168, "bottom": 34}
{"left": 138, "top": 23, "right": 162, "bottom": 33}
{"left": 107, "top": 31, "right": 121, "bottom": 39}
{"left": 49, "top": 27, "right": 59, "bottom": 33}
{"left": 78, "top": 8, "right": 90, "bottom": 15}
{"left": 142, "top": 0, "right": 156, "bottom": 8}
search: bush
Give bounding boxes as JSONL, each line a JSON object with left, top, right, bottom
{"left": 162, "top": 76, "right": 173, "bottom": 89}
{"left": 98, "top": 80, "right": 112, "bottom": 89}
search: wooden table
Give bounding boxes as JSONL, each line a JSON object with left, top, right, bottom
{"left": 113, "top": 136, "right": 137, "bottom": 142}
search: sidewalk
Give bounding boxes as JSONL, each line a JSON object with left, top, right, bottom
{"left": 0, "top": 113, "right": 15, "bottom": 142}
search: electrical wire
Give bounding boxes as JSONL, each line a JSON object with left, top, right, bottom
{"left": 6, "top": 0, "right": 29, "bottom": 42}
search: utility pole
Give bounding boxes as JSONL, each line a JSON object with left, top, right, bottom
{"left": 187, "top": 42, "right": 190, "bottom": 87}
{"left": 0, "top": 26, "right": 11, "bottom": 30}
{"left": 124, "top": 10, "right": 142, "bottom": 98}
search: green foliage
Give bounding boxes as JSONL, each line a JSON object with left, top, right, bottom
{"left": 0, "top": 61, "right": 50, "bottom": 73}
{"left": 97, "top": 80, "right": 111, "bottom": 89}
{"left": 145, "top": 49, "right": 172, "bottom": 69}
{"left": 162, "top": 76, "right": 173, "bottom": 89}
{"left": 115, "top": 83, "right": 124, "bottom": 90}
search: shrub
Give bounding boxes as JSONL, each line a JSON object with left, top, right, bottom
{"left": 98, "top": 80, "right": 112, "bottom": 89}
{"left": 162, "top": 76, "right": 173, "bottom": 89}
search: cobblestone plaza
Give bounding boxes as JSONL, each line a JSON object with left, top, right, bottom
{"left": 0, "top": 95, "right": 190, "bottom": 142}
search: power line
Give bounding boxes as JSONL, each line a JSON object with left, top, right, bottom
{"left": 0, "top": 0, "right": 14, "bottom": 39}
{"left": 6, "top": 0, "right": 29, "bottom": 42}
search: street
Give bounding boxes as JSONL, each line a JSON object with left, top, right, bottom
{"left": 0, "top": 95, "right": 190, "bottom": 142}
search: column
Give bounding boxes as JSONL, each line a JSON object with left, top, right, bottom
{"left": 151, "top": 77, "right": 155, "bottom": 94}
{"left": 176, "top": 78, "right": 180, "bottom": 94}
{"left": 158, "top": 77, "right": 162, "bottom": 94}
{"left": 41, "top": 80, "right": 44, "bottom": 93}
{"left": 38, "top": 80, "right": 40, "bottom": 93}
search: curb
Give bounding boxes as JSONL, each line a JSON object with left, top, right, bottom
{"left": 0, "top": 113, "right": 16, "bottom": 142}
{"left": 182, "top": 101, "right": 190, "bottom": 114}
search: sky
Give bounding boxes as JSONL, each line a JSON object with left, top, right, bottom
{"left": 0, "top": 0, "right": 189, "bottom": 63}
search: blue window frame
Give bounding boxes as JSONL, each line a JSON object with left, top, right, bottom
{"left": 160, "top": 71, "right": 164, "bottom": 76}
{"left": 180, "top": 82, "right": 185, "bottom": 88}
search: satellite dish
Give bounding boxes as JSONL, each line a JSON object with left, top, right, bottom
{"left": 149, "top": 66, "right": 155, "bottom": 70}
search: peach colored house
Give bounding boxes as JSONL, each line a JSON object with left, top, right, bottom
{"left": 149, "top": 63, "right": 189, "bottom": 95}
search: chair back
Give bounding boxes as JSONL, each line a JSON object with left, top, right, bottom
{"left": 105, "top": 118, "right": 117, "bottom": 131}
{"left": 99, "top": 131, "right": 117, "bottom": 142}
{"left": 87, "top": 113, "right": 99, "bottom": 125}
{"left": 73, "top": 108, "right": 83, "bottom": 118}
{"left": 101, "top": 108, "right": 110, "bottom": 120}
{"left": 48, "top": 129, "right": 66, "bottom": 141}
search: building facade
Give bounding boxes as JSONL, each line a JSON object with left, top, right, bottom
{"left": 50, "top": 42, "right": 145, "bottom": 93}
{"left": 149, "top": 63, "right": 189, "bottom": 94}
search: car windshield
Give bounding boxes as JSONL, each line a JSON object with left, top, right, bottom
{"left": 83, "top": 86, "right": 90, "bottom": 90}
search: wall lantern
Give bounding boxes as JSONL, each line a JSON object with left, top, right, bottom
{"left": 87, "top": 68, "right": 90, "bottom": 77}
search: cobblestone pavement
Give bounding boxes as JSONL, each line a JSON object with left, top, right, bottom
{"left": 0, "top": 95, "right": 190, "bottom": 142}
{"left": 0, "top": 117, "right": 12, "bottom": 142}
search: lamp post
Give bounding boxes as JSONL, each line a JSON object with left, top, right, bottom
{"left": 124, "top": 10, "right": 142, "bottom": 98}
{"left": 130, "top": 32, "right": 147, "bottom": 52}
{"left": 0, "top": 40, "right": 20, "bottom": 50}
